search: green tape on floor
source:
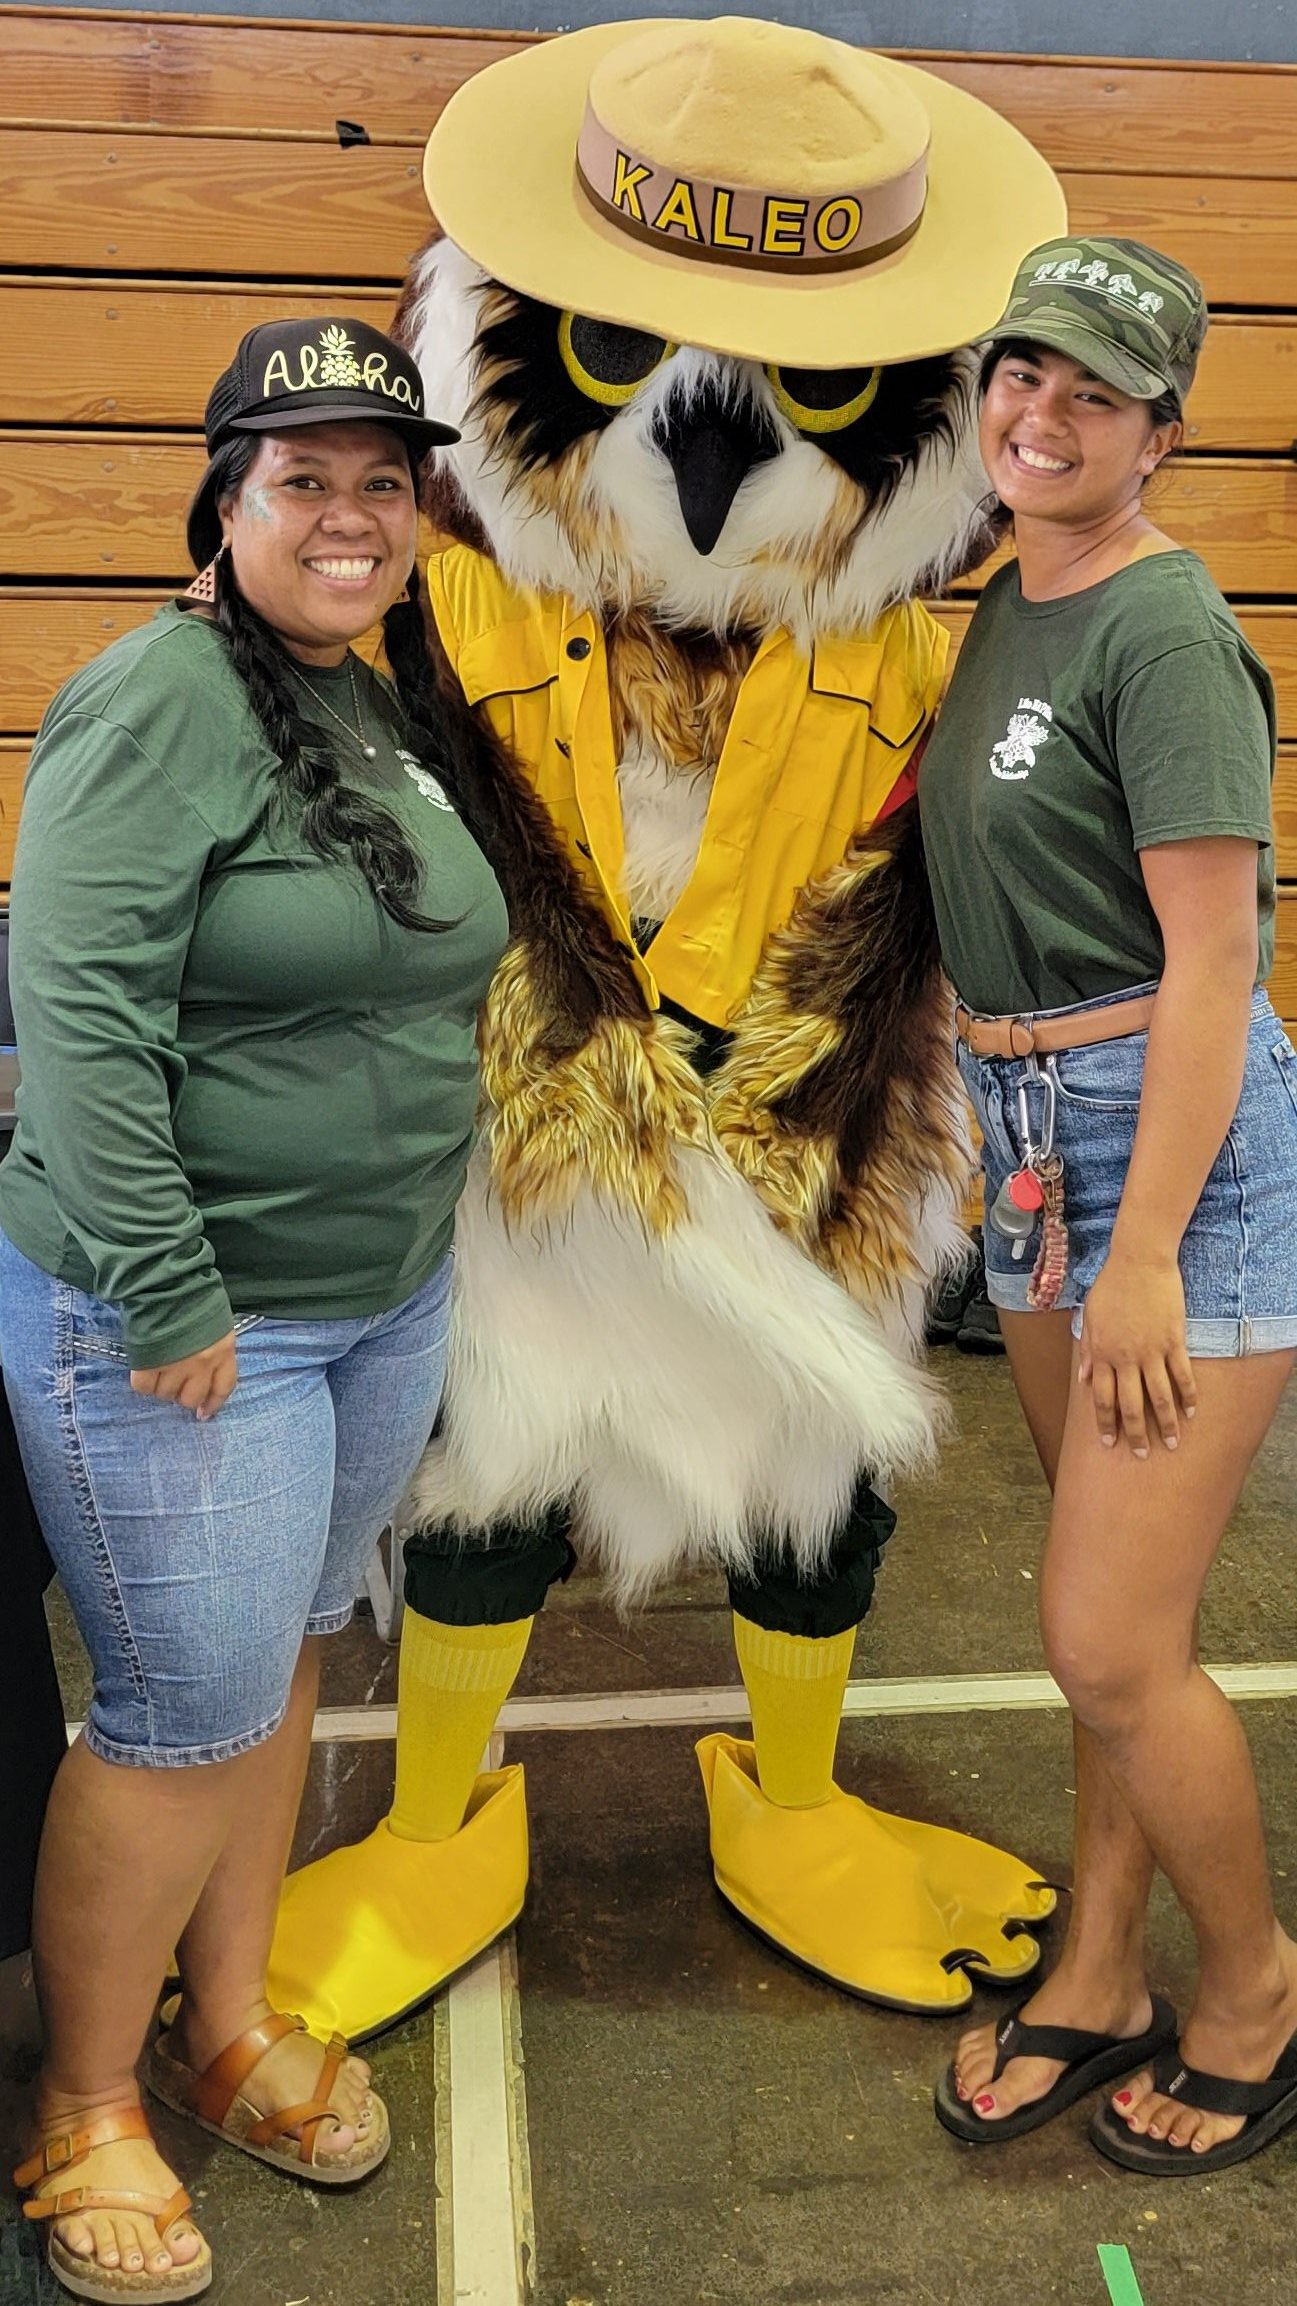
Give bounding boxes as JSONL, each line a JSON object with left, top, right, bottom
{"left": 1098, "top": 2244, "right": 1146, "bottom": 2305}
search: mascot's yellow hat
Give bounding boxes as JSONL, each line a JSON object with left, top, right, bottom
{"left": 423, "top": 15, "right": 1066, "bottom": 369}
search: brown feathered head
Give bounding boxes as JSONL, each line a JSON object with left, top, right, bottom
{"left": 396, "top": 237, "right": 994, "bottom": 648}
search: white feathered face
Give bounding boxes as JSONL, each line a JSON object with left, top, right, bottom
{"left": 400, "top": 237, "right": 994, "bottom": 645}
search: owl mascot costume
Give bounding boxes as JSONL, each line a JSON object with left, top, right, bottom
{"left": 270, "top": 16, "right": 1066, "bottom": 2041}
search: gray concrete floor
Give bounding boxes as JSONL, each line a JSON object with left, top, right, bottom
{"left": 518, "top": 1706, "right": 1297, "bottom": 2306}
{"left": 5, "top": 1348, "right": 1296, "bottom": 2305}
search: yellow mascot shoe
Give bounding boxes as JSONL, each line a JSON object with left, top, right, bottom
{"left": 697, "top": 1735, "right": 1041, "bottom": 2011}
{"left": 875, "top": 1808, "right": 1056, "bottom": 1981}
{"left": 266, "top": 1765, "right": 528, "bottom": 2044}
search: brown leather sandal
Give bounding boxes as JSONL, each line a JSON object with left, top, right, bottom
{"left": 14, "top": 2104, "right": 212, "bottom": 2303}
{"left": 145, "top": 2009, "right": 389, "bottom": 2185}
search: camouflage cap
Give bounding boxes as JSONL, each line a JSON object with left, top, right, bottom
{"left": 982, "top": 236, "right": 1208, "bottom": 409}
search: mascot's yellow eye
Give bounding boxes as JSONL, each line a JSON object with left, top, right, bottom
{"left": 765, "top": 364, "right": 883, "bottom": 434}
{"left": 558, "top": 312, "right": 676, "bottom": 406}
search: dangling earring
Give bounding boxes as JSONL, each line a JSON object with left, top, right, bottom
{"left": 185, "top": 542, "right": 226, "bottom": 604}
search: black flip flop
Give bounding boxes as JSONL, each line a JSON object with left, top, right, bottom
{"left": 934, "top": 1994, "right": 1178, "bottom": 2144}
{"left": 1090, "top": 2033, "right": 1297, "bottom": 2176}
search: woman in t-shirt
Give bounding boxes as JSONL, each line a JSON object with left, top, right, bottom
{"left": 923, "top": 240, "right": 1297, "bottom": 2176}
{"left": 2, "top": 319, "right": 509, "bottom": 2299}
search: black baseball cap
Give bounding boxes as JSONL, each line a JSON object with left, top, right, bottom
{"left": 204, "top": 317, "right": 458, "bottom": 454}
{"left": 188, "top": 317, "right": 457, "bottom": 567}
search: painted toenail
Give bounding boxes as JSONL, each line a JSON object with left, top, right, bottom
{"left": 1114, "top": 2090, "right": 1132, "bottom": 2106}
{"left": 974, "top": 2094, "right": 995, "bottom": 2113}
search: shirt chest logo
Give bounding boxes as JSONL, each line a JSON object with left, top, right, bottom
{"left": 397, "top": 748, "right": 453, "bottom": 811}
{"left": 990, "top": 698, "right": 1054, "bottom": 781}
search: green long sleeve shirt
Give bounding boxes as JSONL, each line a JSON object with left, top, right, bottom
{"left": 0, "top": 605, "right": 507, "bottom": 1367}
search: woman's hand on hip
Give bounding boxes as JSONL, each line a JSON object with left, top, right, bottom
{"left": 130, "top": 1332, "right": 239, "bottom": 1420}
{"left": 1077, "top": 1253, "right": 1197, "bottom": 1458}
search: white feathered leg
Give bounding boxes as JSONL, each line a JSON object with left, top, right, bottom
{"left": 404, "top": 1138, "right": 942, "bottom": 1603}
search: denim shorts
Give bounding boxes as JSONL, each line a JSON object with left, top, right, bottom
{"left": 956, "top": 984, "right": 1297, "bottom": 1356}
{"left": 0, "top": 1231, "right": 453, "bottom": 1766}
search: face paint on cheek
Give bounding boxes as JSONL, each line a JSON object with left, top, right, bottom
{"left": 241, "top": 486, "right": 275, "bottom": 524}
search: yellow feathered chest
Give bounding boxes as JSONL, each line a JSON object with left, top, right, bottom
{"left": 425, "top": 543, "right": 971, "bottom": 1321}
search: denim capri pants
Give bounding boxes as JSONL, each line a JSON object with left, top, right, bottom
{"left": 0, "top": 1229, "right": 453, "bottom": 1767}
{"left": 957, "top": 984, "right": 1297, "bottom": 1357}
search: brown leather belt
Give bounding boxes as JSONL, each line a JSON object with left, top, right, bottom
{"left": 954, "top": 994, "right": 1157, "bottom": 1059}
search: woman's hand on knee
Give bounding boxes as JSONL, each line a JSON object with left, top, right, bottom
{"left": 130, "top": 1331, "right": 239, "bottom": 1420}
{"left": 1077, "top": 1255, "right": 1196, "bottom": 1458}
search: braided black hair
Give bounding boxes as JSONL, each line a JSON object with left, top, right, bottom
{"left": 187, "top": 434, "right": 647, "bottom": 1038}
{"left": 188, "top": 436, "right": 453, "bottom": 932}
{"left": 380, "top": 584, "right": 646, "bottom": 1048}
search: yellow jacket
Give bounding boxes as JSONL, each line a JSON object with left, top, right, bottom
{"left": 428, "top": 547, "right": 947, "bottom": 1029}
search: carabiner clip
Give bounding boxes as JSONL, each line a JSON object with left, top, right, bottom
{"left": 1015, "top": 1081, "right": 1037, "bottom": 1166}
{"left": 1037, "top": 1063, "right": 1057, "bottom": 1161}
{"left": 1016, "top": 1068, "right": 1056, "bottom": 1164}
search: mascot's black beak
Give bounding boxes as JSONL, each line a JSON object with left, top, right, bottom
{"left": 654, "top": 385, "right": 779, "bottom": 556}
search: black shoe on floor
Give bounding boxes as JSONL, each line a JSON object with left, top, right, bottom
{"left": 925, "top": 1235, "right": 980, "bottom": 1347}
{"left": 956, "top": 1262, "right": 1005, "bottom": 1355}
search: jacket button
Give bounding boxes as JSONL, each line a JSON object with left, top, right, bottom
{"left": 555, "top": 739, "right": 571, "bottom": 757}
{"left": 566, "top": 636, "right": 592, "bottom": 660}
{"left": 576, "top": 840, "right": 591, "bottom": 858}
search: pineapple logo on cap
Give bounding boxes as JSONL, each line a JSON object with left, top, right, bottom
{"left": 260, "top": 324, "right": 418, "bottom": 409}
{"left": 200, "top": 316, "right": 460, "bottom": 459}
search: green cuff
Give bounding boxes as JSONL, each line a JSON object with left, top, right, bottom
{"left": 124, "top": 1284, "right": 236, "bottom": 1370}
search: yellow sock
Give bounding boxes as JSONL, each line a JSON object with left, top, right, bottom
{"left": 732, "top": 1615, "right": 856, "bottom": 1808}
{"left": 389, "top": 1614, "right": 533, "bottom": 1842}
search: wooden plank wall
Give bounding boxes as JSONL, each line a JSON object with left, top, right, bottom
{"left": 2, "top": 6, "right": 1295, "bottom": 1025}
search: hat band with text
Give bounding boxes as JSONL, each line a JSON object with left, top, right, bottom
{"left": 575, "top": 106, "right": 928, "bottom": 275}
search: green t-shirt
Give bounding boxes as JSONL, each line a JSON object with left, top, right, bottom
{"left": 0, "top": 604, "right": 508, "bottom": 1367}
{"left": 918, "top": 552, "right": 1277, "bottom": 1014}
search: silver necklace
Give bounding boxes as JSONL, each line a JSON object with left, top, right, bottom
{"left": 294, "top": 653, "right": 378, "bottom": 761}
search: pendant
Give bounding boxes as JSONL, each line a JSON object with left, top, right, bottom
{"left": 362, "top": 743, "right": 377, "bottom": 761}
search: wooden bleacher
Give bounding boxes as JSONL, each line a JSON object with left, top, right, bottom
{"left": 2, "top": 7, "right": 1295, "bottom": 1021}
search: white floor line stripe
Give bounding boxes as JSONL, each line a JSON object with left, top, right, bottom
{"left": 499, "top": 1931, "right": 538, "bottom": 2295}
{"left": 435, "top": 1730, "right": 534, "bottom": 2306}
{"left": 120, "top": 1657, "right": 1284, "bottom": 1751}
{"left": 437, "top": 1937, "right": 531, "bottom": 2306}
{"left": 58, "top": 1660, "right": 1297, "bottom": 1754}
{"left": 432, "top": 1987, "right": 456, "bottom": 2303}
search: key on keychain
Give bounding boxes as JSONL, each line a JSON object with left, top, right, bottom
{"left": 988, "top": 1165, "right": 1045, "bottom": 1262}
